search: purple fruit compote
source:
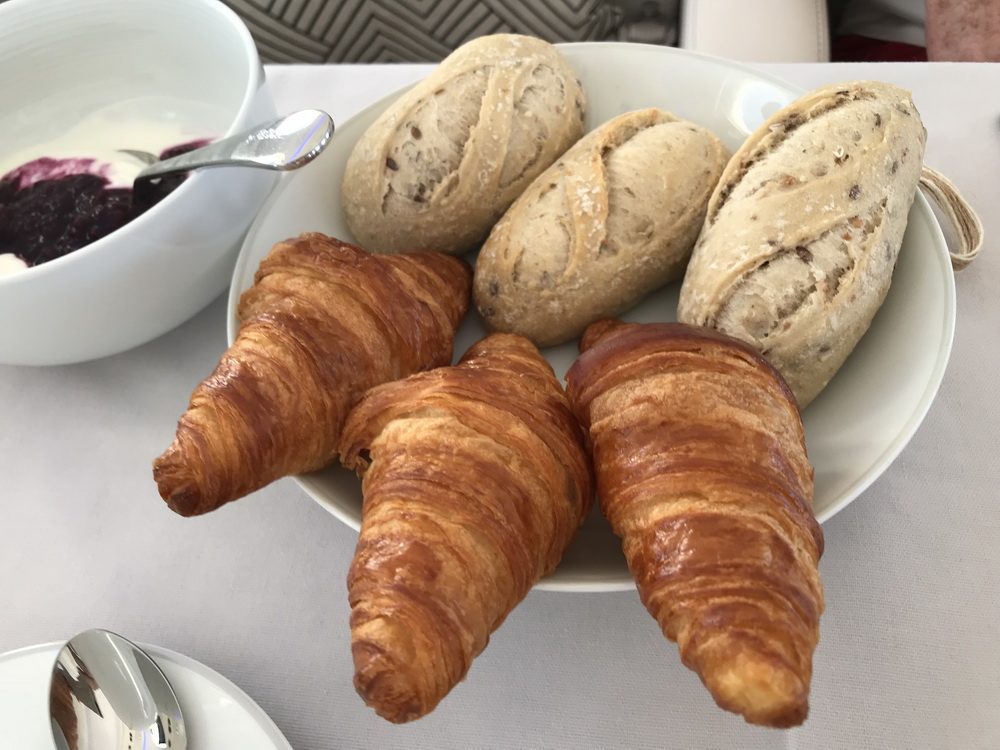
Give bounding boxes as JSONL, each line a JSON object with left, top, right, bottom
{"left": 0, "top": 140, "right": 207, "bottom": 270}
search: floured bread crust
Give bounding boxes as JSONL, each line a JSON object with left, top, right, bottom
{"left": 341, "top": 34, "right": 585, "bottom": 256}
{"left": 474, "top": 109, "right": 729, "bottom": 347}
{"left": 677, "top": 80, "right": 926, "bottom": 407}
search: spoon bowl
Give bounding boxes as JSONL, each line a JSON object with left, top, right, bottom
{"left": 50, "top": 629, "right": 186, "bottom": 750}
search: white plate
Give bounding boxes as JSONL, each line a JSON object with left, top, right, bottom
{"left": 0, "top": 641, "right": 292, "bottom": 750}
{"left": 229, "top": 43, "right": 955, "bottom": 592}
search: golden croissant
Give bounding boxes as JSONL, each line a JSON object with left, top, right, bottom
{"left": 565, "top": 319, "right": 824, "bottom": 728}
{"left": 152, "top": 233, "right": 471, "bottom": 516}
{"left": 338, "top": 333, "right": 594, "bottom": 722}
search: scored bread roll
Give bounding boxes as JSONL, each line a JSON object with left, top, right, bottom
{"left": 341, "top": 33, "right": 585, "bottom": 256}
{"left": 474, "top": 108, "right": 729, "bottom": 347}
{"left": 677, "top": 80, "right": 926, "bottom": 407}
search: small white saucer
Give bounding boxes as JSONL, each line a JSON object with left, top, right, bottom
{"left": 0, "top": 641, "right": 292, "bottom": 750}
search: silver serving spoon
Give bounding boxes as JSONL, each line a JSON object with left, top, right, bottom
{"left": 122, "top": 108, "right": 334, "bottom": 185}
{"left": 49, "top": 629, "right": 186, "bottom": 750}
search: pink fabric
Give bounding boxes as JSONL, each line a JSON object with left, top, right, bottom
{"left": 833, "top": 32, "right": 929, "bottom": 61}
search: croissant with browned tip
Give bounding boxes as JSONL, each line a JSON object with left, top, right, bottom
{"left": 338, "top": 333, "right": 593, "bottom": 723}
{"left": 152, "top": 233, "right": 471, "bottom": 517}
{"left": 566, "top": 319, "right": 824, "bottom": 728}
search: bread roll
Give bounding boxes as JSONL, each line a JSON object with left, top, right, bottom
{"left": 474, "top": 109, "right": 729, "bottom": 347}
{"left": 677, "top": 80, "right": 926, "bottom": 407}
{"left": 341, "top": 34, "right": 585, "bottom": 256}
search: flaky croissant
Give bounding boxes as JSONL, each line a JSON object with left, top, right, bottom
{"left": 338, "top": 333, "right": 593, "bottom": 723}
{"left": 152, "top": 233, "right": 471, "bottom": 517}
{"left": 566, "top": 319, "right": 825, "bottom": 728}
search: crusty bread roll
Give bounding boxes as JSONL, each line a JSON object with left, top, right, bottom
{"left": 341, "top": 34, "right": 585, "bottom": 256}
{"left": 677, "top": 80, "right": 926, "bottom": 407}
{"left": 474, "top": 109, "right": 729, "bottom": 347}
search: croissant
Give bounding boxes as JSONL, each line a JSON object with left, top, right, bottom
{"left": 152, "top": 233, "right": 471, "bottom": 517}
{"left": 338, "top": 333, "right": 594, "bottom": 722}
{"left": 565, "top": 319, "right": 825, "bottom": 728}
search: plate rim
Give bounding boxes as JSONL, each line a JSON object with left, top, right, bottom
{"left": 811, "top": 189, "right": 956, "bottom": 524}
{"left": 0, "top": 639, "right": 293, "bottom": 750}
{"left": 229, "top": 43, "right": 956, "bottom": 593}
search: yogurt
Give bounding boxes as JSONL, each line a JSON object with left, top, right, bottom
{"left": 0, "top": 97, "right": 222, "bottom": 189}
{"left": 0, "top": 97, "right": 223, "bottom": 276}
{"left": 0, "top": 254, "right": 28, "bottom": 277}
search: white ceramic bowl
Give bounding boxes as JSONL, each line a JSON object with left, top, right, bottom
{"left": 229, "top": 44, "right": 955, "bottom": 592}
{"left": 0, "top": 0, "right": 278, "bottom": 366}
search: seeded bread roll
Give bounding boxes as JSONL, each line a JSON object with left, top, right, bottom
{"left": 341, "top": 34, "right": 585, "bottom": 256}
{"left": 677, "top": 81, "right": 926, "bottom": 407}
{"left": 474, "top": 109, "right": 729, "bottom": 347}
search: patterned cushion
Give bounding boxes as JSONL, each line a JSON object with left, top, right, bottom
{"left": 0, "top": 0, "right": 678, "bottom": 63}
{"left": 221, "top": 0, "right": 629, "bottom": 63}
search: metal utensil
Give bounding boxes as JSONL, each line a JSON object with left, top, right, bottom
{"left": 122, "top": 108, "right": 334, "bottom": 184}
{"left": 49, "top": 629, "right": 186, "bottom": 750}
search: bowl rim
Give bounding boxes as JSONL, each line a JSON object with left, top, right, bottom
{"left": 0, "top": 0, "right": 264, "bottom": 289}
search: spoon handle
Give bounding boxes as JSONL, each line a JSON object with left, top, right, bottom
{"left": 136, "top": 108, "right": 334, "bottom": 180}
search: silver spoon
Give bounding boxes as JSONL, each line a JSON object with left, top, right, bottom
{"left": 50, "top": 628, "right": 186, "bottom": 750}
{"left": 122, "top": 108, "right": 334, "bottom": 185}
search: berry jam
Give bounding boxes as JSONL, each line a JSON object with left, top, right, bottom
{"left": 0, "top": 140, "right": 206, "bottom": 268}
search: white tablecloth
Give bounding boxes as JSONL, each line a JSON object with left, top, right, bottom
{"left": 1, "top": 60, "right": 998, "bottom": 750}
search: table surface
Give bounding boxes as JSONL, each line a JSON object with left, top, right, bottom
{"left": 2, "top": 59, "right": 998, "bottom": 750}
